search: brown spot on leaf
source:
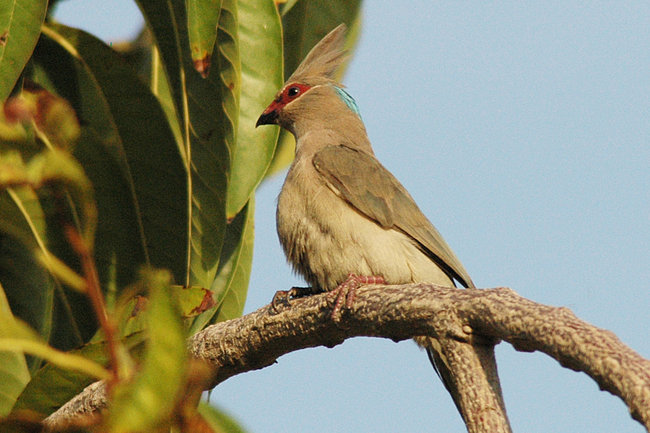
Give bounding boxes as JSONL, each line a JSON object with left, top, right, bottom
{"left": 131, "top": 295, "right": 148, "bottom": 317}
{"left": 190, "top": 289, "right": 216, "bottom": 315}
{"left": 0, "top": 31, "right": 8, "bottom": 46}
{"left": 193, "top": 56, "right": 211, "bottom": 78}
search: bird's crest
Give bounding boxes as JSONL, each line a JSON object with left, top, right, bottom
{"left": 287, "top": 24, "right": 348, "bottom": 86}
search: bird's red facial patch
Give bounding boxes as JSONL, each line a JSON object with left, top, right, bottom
{"left": 261, "top": 83, "right": 312, "bottom": 115}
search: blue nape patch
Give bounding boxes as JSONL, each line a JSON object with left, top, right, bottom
{"left": 334, "top": 86, "right": 361, "bottom": 117}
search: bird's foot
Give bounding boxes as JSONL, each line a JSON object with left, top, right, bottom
{"left": 329, "top": 273, "right": 386, "bottom": 321}
{"left": 271, "top": 286, "right": 318, "bottom": 313}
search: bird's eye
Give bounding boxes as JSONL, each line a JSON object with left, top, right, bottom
{"left": 287, "top": 86, "right": 301, "bottom": 98}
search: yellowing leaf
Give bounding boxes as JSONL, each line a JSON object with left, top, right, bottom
{"left": 0, "top": 283, "right": 109, "bottom": 381}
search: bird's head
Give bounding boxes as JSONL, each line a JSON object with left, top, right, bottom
{"left": 256, "top": 24, "right": 360, "bottom": 134}
{"left": 255, "top": 82, "right": 314, "bottom": 128}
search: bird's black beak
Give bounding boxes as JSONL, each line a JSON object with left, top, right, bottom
{"left": 256, "top": 110, "right": 279, "bottom": 127}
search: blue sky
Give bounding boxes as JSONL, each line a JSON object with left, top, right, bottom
{"left": 54, "top": 1, "right": 650, "bottom": 432}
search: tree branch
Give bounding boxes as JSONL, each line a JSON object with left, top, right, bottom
{"left": 44, "top": 284, "right": 650, "bottom": 432}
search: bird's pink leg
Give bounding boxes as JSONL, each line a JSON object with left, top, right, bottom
{"left": 330, "top": 273, "right": 386, "bottom": 321}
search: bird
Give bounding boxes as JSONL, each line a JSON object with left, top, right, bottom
{"left": 256, "top": 24, "right": 476, "bottom": 412}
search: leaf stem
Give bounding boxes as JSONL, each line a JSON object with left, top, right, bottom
{"left": 64, "top": 224, "right": 119, "bottom": 382}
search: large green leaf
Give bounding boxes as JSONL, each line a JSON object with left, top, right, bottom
{"left": 224, "top": 0, "right": 282, "bottom": 218}
{"left": 32, "top": 25, "right": 188, "bottom": 287}
{"left": 187, "top": 0, "right": 222, "bottom": 77}
{"left": 137, "top": 0, "right": 235, "bottom": 289}
{"left": 266, "top": 1, "right": 363, "bottom": 176}
{"left": 185, "top": 0, "right": 238, "bottom": 288}
{"left": 0, "top": 0, "right": 47, "bottom": 102}
{"left": 190, "top": 197, "right": 253, "bottom": 333}
{"left": 0, "top": 283, "right": 30, "bottom": 417}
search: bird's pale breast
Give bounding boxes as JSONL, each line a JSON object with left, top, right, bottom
{"left": 276, "top": 154, "right": 453, "bottom": 291}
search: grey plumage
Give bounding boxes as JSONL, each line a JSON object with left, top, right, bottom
{"left": 257, "top": 24, "right": 475, "bottom": 411}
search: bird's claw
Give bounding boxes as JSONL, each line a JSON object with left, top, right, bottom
{"left": 271, "top": 290, "right": 291, "bottom": 313}
{"left": 271, "top": 286, "right": 317, "bottom": 313}
{"left": 329, "top": 273, "right": 386, "bottom": 322}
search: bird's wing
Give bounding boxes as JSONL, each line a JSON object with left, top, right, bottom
{"left": 313, "top": 144, "right": 474, "bottom": 288}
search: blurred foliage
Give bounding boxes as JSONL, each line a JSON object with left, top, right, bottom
{"left": 0, "top": 0, "right": 362, "bottom": 431}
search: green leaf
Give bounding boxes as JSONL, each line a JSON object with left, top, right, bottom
{"left": 225, "top": 0, "right": 282, "bottom": 218}
{"left": 187, "top": 0, "right": 222, "bottom": 77}
{"left": 186, "top": 0, "right": 239, "bottom": 289}
{"left": 13, "top": 331, "right": 146, "bottom": 416}
{"left": 198, "top": 402, "right": 249, "bottom": 433}
{"left": 0, "top": 283, "right": 30, "bottom": 417}
{"left": 33, "top": 24, "right": 188, "bottom": 287}
{"left": 106, "top": 269, "right": 186, "bottom": 433}
{"left": 0, "top": 280, "right": 109, "bottom": 382}
{"left": 0, "top": 0, "right": 47, "bottom": 102}
{"left": 0, "top": 187, "right": 55, "bottom": 348}
{"left": 190, "top": 197, "right": 253, "bottom": 333}
{"left": 137, "top": 0, "right": 234, "bottom": 289}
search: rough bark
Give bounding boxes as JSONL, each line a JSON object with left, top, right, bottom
{"left": 44, "top": 284, "right": 650, "bottom": 432}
